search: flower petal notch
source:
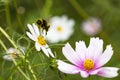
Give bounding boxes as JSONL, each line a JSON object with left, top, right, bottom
{"left": 57, "top": 37, "right": 119, "bottom": 78}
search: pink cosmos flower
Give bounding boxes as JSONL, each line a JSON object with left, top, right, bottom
{"left": 57, "top": 37, "right": 119, "bottom": 78}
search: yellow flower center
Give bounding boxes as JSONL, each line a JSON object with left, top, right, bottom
{"left": 37, "top": 36, "right": 46, "bottom": 45}
{"left": 11, "top": 52, "right": 17, "bottom": 58}
{"left": 57, "top": 26, "right": 63, "bottom": 32}
{"left": 83, "top": 59, "right": 94, "bottom": 71}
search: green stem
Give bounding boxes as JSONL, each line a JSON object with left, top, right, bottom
{"left": 0, "top": 27, "right": 17, "bottom": 48}
{"left": 11, "top": 55, "right": 31, "bottom": 80}
{"left": 25, "top": 59, "right": 37, "bottom": 80}
{"left": 32, "top": 63, "right": 47, "bottom": 68}
{"left": 49, "top": 44, "right": 65, "bottom": 48}
{"left": 68, "top": 0, "right": 89, "bottom": 19}
{"left": 0, "top": 27, "right": 31, "bottom": 80}
{"left": 0, "top": 27, "right": 37, "bottom": 80}
{"left": 5, "top": 2, "right": 12, "bottom": 28}
{"left": 13, "top": 0, "right": 23, "bottom": 29}
{"left": 0, "top": 39, "right": 7, "bottom": 51}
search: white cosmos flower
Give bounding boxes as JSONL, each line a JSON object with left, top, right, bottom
{"left": 82, "top": 18, "right": 101, "bottom": 36}
{"left": 26, "top": 23, "right": 54, "bottom": 57}
{"left": 57, "top": 37, "right": 119, "bottom": 78}
{"left": 3, "top": 47, "right": 24, "bottom": 61}
{"left": 47, "top": 15, "right": 75, "bottom": 43}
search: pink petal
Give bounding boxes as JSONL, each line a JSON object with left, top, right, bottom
{"left": 97, "top": 67, "right": 119, "bottom": 78}
{"left": 80, "top": 70, "right": 89, "bottom": 78}
{"left": 62, "top": 43, "right": 81, "bottom": 66}
{"left": 87, "top": 37, "right": 103, "bottom": 59}
{"left": 89, "top": 69, "right": 101, "bottom": 75}
{"left": 57, "top": 60, "right": 80, "bottom": 74}
{"left": 75, "top": 41, "right": 86, "bottom": 61}
{"left": 97, "top": 45, "right": 113, "bottom": 67}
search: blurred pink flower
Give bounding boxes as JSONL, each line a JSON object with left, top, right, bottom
{"left": 82, "top": 18, "right": 101, "bottom": 36}
{"left": 57, "top": 37, "right": 119, "bottom": 78}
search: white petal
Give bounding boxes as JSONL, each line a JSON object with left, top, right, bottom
{"left": 97, "top": 67, "right": 119, "bottom": 78}
{"left": 75, "top": 41, "right": 86, "bottom": 61}
{"left": 45, "top": 44, "right": 54, "bottom": 57}
{"left": 62, "top": 43, "right": 82, "bottom": 66}
{"left": 7, "top": 48, "right": 16, "bottom": 53}
{"left": 3, "top": 55, "right": 12, "bottom": 61}
{"left": 35, "top": 42, "right": 41, "bottom": 51}
{"left": 47, "top": 48, "right": 55, "bottom": 58}
{"left": 27, "top": 24, "right": 36, "bottom": 36}
{"left": 68, "top": 19, "right": 75, "bottom": 28}
{"left": 57, "top": 60, "right": 80, "bottom": 74}
{"left": 87, "top": 37, "right": 103, "bottom": 59}
{"left": 97, "top": 45, "right": 113, "bottom": 67}
{"left": 33, "top": 23, "right": 40, "bottom": 36}
{"left": 26, "top": 32, "right": 36, "bottom": 41}
{"left": 41, "top": 47, "right": 49, "bottom": 57}
{"left": 80, "top": 71, "right": 89, "bottom": 78}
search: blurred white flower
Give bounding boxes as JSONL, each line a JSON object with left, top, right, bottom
{"left": 82, "top": 18, "right": 101, "bottom": 36}
{"left": 26, "top": 23, "right": 54, "bottom": 57}
{"left": 47, "top": 15, "right": 75, "bottom": 43}
{"left": 3, "top": 47, "right": 24, "bottom": 61}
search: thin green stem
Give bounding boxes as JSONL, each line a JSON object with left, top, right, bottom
{"left": 0, "top": 26, "right": 37, "bottom": 80}
{"left": 25, "top": 59, "right": 37, "bottom": 80}
{"left": 32, "top": 63, "right": 47, "bottom": 68}
{"left": 13, "top": 0, "right": 23, "bottom": 29}
{"left": 11, "top": 56, "right": 31, "bottom": 80}
{"left": 5, "top": 2, "right": 12, "bottom": 28}
{"left": 0, "top": 27, "right": 31, "bottom": 80}
{"left": 0, "top": 39, "right": 7, "bottom": 51}
{"left": 68, "top": 0, "right": 89, "bottom": 19}
{"left": 49, "top": 44, "right": 65, "bottom": 48}
{"left": 0, "top": 27, "right": 17, "bottom": 48}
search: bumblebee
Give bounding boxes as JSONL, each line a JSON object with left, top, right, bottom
{"left": 36, "top": 18, "right": 50, "bottom": 34}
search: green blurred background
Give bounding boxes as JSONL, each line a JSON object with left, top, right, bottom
{"left": 0, "top": 0, "right": 120, "bottom": 80}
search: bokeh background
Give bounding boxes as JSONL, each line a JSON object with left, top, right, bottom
{"left": 0, "top": 0, "right": 120, "bottom": 80}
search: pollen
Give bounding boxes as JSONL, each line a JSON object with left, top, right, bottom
{"left": 83, "top": 59, "right": 94, "bottom": 71}
{"left": 37, "top": 36, "right": 46, "bottom": 45}
{"left": 57, "top": 26, "right": 63, "bottom": 32}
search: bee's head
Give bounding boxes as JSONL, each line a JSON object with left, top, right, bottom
{"left": 37, "top": 20, "right": 41, "bottom": 25}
